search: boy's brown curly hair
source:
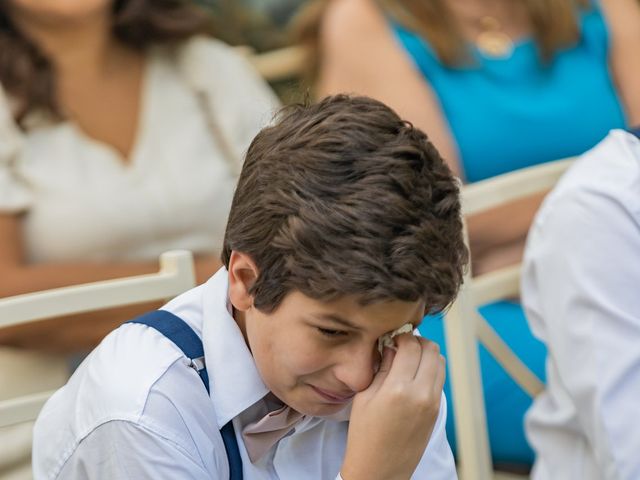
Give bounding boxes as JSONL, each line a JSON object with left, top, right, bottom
{"left": 222, "top": 94, "right": 468, "bottom": 315}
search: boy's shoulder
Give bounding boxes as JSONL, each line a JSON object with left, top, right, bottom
{"left": 33, "top": 305, "right": 220, "bottom": 476}
{"left": 82, "top": 320, "right": 201, "bottom": 415}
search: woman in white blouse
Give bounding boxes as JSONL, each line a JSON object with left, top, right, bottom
{"left": 0, "top": 0, "right": 279, "bottom": 350}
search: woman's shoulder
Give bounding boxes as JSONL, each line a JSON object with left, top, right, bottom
{"left": 322, "top": 0, "right": 389, "bottom": 41}
{"left": 597, "top": 0, "right": 640, "bottom": 40}
{"left": 164, "top": 34, "right": 278, "bottom": 109}
{"left": 166, "top": 35, "right": 273, "bottom": 95}
{"left": 158, "top": 35, "right": 279, "bottom": 169}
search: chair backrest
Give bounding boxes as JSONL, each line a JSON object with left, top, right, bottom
{"left": 0, "top": 250, "right": 196, "bottom": 428}
{"left": 444, "top": 159, "right": 574, "bottom": 480}
{"left": 236, "top": 45, "right": 308, "bottom": 83}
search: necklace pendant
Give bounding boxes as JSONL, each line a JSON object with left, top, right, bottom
{"left": 475, "top": 15, "right": 514, "bottom": 59}
{"left": 476, "top": 30, "right": 514, "bottom": 58}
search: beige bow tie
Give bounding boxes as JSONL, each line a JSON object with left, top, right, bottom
{"left": 242, "top": 404, "right": 305, "bottom": 463}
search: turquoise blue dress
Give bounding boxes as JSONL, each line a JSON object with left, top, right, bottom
{"left": 392, "top": 4, "right": 627, "bottom": 465}
{"left": 392, "top": 6, "right": 626, "bottom": 182}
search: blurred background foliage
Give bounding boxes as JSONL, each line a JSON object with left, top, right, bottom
{"left": 199, "top": 0, "right": 307, "bottom": 51}
{"left": 197, "top": 0, "right": 312, "bottom": 101}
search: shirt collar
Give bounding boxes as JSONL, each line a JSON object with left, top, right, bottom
{"left": 201, "top": 268, "right": 269, "bottom": 428}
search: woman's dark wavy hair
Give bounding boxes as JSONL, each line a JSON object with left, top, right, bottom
{"left": 0, "top": 0, "right": 214, "bottom": 127}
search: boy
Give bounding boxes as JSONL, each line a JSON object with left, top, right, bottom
{"left": 33, "top": 95, "right": 467, "bottom": 479}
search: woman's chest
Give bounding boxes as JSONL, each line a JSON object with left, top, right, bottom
{"left": 18, "top": 106, "right": 237, "bottom": 262}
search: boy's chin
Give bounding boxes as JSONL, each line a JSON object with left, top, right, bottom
{"left": 294, "top": 399, "right": 353, "bottom": 419}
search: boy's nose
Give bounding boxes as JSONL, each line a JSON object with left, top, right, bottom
{"left": 333, "top": 345, "right": 379, "bottom": 393}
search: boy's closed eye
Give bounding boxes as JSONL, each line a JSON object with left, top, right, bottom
{"left": 308, "top": 313, "right": 357, "bottom": 339}
{"left": 317, "top": 327, "right": 349, "bottom": 338}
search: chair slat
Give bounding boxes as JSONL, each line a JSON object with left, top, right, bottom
{"left": 0, "top": 250, "right": 195, "bottom": 328}
{"left": 0, "top": 250, "right": 196, "bottom": 430}
{"left": 472, "top": 265, "right": 521, "bottom": 307}
{"left": 462, "top": 159, "right": 573, "bottom": 216}
{"left": 246, "top": 46, "right": 308, "bottom": 83}
{"left": 445, "top": 277, "right": 493, "bottom": 480}
{"left": 476, "top": 315, "right": 544, "bottom": 397}
{"left": 444, "top": 157, "right": 574, "bottom": 479}
{"left": 0, "top": 391, "right": 56, "bottom": 428}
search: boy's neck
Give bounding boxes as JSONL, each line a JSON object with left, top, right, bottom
{"left": 233, "top": 307, "right": 251, "bottom": 348}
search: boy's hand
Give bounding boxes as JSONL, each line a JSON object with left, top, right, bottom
{"left": 341, "top": 334, "right": 445, "bottom": 480}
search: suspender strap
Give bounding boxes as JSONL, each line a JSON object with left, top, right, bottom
{"left": 128, "top": 310, "right": 210, "bottom": 391}
{"left": 628, "top": 126, "right": 640, "bottom": 139}
{"left": 221, "top": 422, "right": 244, "bottom": 480}
{"left": 127, "top": 310, "right": 243, "bottom": 480}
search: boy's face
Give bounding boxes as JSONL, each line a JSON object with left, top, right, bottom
{"left": 230, "top": 256, "right": 425, "bottom": 417}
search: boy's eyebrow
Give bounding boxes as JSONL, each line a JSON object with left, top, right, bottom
{"left": 311, "top": 313, "right": 362, "bottom": 331}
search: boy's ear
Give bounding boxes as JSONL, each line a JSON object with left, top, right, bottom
{"left": 228, "top": 251, "right": 259, "bottom": 312}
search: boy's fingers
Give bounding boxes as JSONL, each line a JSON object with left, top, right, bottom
{"left": 369, "top": 346, "right": 395, "bottom": 390}
{"left": 414, "top": 339, "right": 445, "bottom": 389}
{"left": 387, "top": 333, "right": 422, "bottom": 382}
{"left": 378, "top": 346, "right": 396, "bottom": 374}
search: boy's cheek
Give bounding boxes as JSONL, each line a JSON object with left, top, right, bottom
{"left": 283, "top": 344, "right": 334, "bottom": 377}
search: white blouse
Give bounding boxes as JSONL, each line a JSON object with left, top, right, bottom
{"left": 0, "top": 37, "right": 279, "bottom": 263}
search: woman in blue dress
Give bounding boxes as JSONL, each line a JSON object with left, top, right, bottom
{"left": 306, "top": 0, "right": 640, "bottom": 466}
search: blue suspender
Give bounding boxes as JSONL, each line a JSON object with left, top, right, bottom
{"left": 628, "top": 126, "right": 640, "bottom": 139}
{"left": 127, "top": 310, "right": 243, "bottom": 480}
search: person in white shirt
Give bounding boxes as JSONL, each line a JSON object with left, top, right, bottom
{"left": 0, "top": 0, "right": 279, "bottom": 350}
{"left": 521, "top": 128, "right": 640, "bottom": 480}
{"left": 33, "top": 95, "right": 466, "bottom": 479}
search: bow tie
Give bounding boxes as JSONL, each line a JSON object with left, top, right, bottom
{"left": 242, "top": 404, "right": 305, "bottom": 463}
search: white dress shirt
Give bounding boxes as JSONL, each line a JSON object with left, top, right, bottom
{"left": 521, "top": 130, "right": 640, "bottom": 480}
{"left": 33, "top": 269, "right": 457, "bottom": 479}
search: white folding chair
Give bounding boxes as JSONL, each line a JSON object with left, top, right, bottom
{"left": 237, "top": 45, "right": 309, "bottom": 83}
{"left": 0, "top": 250, "right": 196, "bottom": 477}
{"left": 444, "top": 159, "right": 574, "bottom": 480}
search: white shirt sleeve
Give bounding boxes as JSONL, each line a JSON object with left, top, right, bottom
{"left": 54, "top": 420, "right": 212, "bottom": 480}
{"left": 522, "top": 179, "right": 640, "bottom": 479}
{"left": 412, "top": 392, "right": 458, "bottom": 479}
